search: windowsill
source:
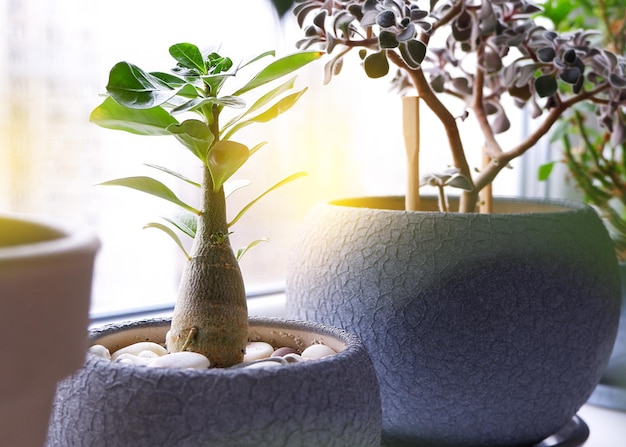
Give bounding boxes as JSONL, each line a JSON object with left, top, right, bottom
{"left": 578, "top": 404, "right": 626, "bottom": 446}
{"left": 89, "top": 293, "right": 287, "bottom": 327}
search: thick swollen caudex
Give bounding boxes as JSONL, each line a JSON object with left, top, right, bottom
{"left": 167, "top": 243, "right": 248, "bottom": 367}
{"left": 167, "top": 170, "right": 248, "bottom": 368}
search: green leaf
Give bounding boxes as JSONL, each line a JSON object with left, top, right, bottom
{"left": 236, "top": 238, "right": 270, "bottom": 261}
{"left": 201, "top": 73, "right": 233, "bottom": 96}
{"left": 233, "top": 51, "right": 322, "bottom": 96}
{"left": 161, "top": 212, "right": 197, "bottom": 238}
{"left": 224, "top": 179, "right": 251, "bottom": 198}
{"left": 249, "top": 141, "right": 268, "bottom": 158}
{"left": 150, "top": 71, "right": 189, "bottom": 88}
{"left": 170, "top": 95, "right": 246, "bottom": 115}
{"left": 207, "top": 141, "right": 250, "bottom": 192}
{"left": 239, "top": 50, "right": 275, "bottom": 70}
{"left": 144, "top": 163, "right": 201, "bottom": 188}
{"left": 364, "top": 51, "right": 390, "bottom": 78}
{"left": 90, "top": 96, "right": 179, "bottom": 136}
{"left": 170, "top": 97, "right": 210, "bottom": 114}
{"left": 549, "top": 118, "right": 570, "bottom": 143}
{"left": 99, "top": 176, "right": 200, "bottom": 214}
{"left": 106, "top": 62, "right": 180, "bottom": 109}
{"left": 223, "top": 88, "right": 308, "bottom": 140}
{"left": 143, "top": 222, "right": 190, "bottom": 259}
{"left": 214, "top": 95, "right": 247, "bottom": 108}
{"left": 228, "top": 172, "right": 306, "bottom": 227}
{"left": 222, "top": 77, "right": 297, "bottom": 133}
{"left": 538, "top": 161, "right": 556, "bottom": 181}
{"left": 167, "top": 119, "right": 214, "bottom": 161}
{"left": 169, "top": 43, "right": 206, "bottom": 75}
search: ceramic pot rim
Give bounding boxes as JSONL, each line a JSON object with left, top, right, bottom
{"left": 0, "top": 213, "right": 100, "bottom": 264}
{"left": 86, "top": 316, "right": 367, "bottom": 378}
{"left": 327, "top": 195, "right": 591, "bottom": 216}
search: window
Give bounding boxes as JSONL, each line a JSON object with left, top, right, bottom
{"left": 1, "top": 0, "right": 535, "bottom": 318}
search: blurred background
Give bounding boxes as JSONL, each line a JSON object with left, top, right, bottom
{"left": 1, "top": 0, "right": 542, "bottom": 318}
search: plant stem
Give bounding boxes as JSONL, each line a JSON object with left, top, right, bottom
{"left": 389, "top": 52, "right": 475, "bottom": 211}
{"left": 473, "top": 83, "right": 611, "bottom": 197}
{"left": 437, "top": 184, "right": 448, "bottom": 212}
{"left": 480, "top": 149, "right": 493, "bottom": 213}
{"left": 166, "top": 105, "right": 248, "bottom": 368}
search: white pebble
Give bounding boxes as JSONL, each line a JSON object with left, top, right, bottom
{"left": 283, "top": 353, "right": 304, "bottom": 363}
{"left": 111, "top": 342, "right": 168, "bottom": 360}
{"left": 243, "top": 341, "right": 274, "bottom": 362}
{"left": 114, "top": 353, "right": 152, "bottom": 366}
{"left": 88, "top": 344, "right": 111, "bottom": 359}
{"left": 117, "top": 357, "right": 137, "bottom": 366}
{"left": 147, "top": 351, "right": 211, "bottom": 369}
{"left": 272, "top": 346, "right": 298, "bottom": 357}
{"left": 137, "top": 350, "right": 160, "bottom": 359}
{"left": 243, "top": 360, "right": 283, "bottom": 369}
{"left": 301, "top": 344, "right": 336, "bottom": 360}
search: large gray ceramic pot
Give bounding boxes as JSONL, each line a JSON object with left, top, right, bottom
{"left": 47, "top": 316, "right": 381, "bottom": 447}
{"left": 286, "top": 196, "right": 621, "bottom": 447}
{"left": 587, "top": 261, "right": 626, "bottom": 410}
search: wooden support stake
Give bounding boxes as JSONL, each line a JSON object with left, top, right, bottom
{"left": 403, "top": 96, "right": 421, "bottom": 211}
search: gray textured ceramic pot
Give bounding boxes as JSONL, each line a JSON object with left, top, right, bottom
{"left": 587, "top": 261, "right": 626, "bottom": 410}
{"left": 286, "top": 196, "right": 621, "bottom": 447}
{"left": 47, "top": 316, "right": 381, "bottom": 447}
{"left": 0, "top": 214, "right": 99, "bottom": 447}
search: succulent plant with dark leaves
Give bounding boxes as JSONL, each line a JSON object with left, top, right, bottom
{"left": 294, "top": 0, "right": 626, "bottom": 212}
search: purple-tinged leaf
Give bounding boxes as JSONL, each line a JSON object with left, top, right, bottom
{"left": 491, "top": 109, "right": 511, "bottom": 134}
{"left": 400, "top": 39, "right": 427, "bottom": 68}
{"left": 377, "top": 10, "right": 397, "bottom": 28}
{"left": 609, "top": 73, "right": 626, "bottom": 88}
{"left": 560, "top": 67, "right": 581, "bottom": 85}
{"left": 397, "top": 23, "right": 416, "bottom": 42}
{"left": 537, "top": 47, "right": 556, "bottom": 63}
{"left": 535, "top": 75, "right": 558, "bottom": 97}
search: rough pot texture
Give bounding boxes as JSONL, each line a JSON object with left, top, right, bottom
{"left": 0, "top": 214, "right": 99, "bottom": 447}
{"left": 286, "top": 197, "right": 621, "bottom": 447}
{"left": 587, "top": 261, "right": 626, "bottom": 410}
{"left": 47, "top": 317, "right": 382, "bottom": 447}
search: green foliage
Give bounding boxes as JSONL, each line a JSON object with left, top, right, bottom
{"left": 537, "top": 161, "right": 555, "bottom": 181}
{"left": 98, "top": 176, "right": 200, "bottom": 215}
{"left": 236, "top": 238, "right": 270, "bottom": 261}
{"left": 92, "top": 46, "right": 321, "bottom": 189}
{"left": 539, "top": 1, "right": 626, "bottom": 259}
{"left": 144, "top": 222, "right": 191, "bottom": 260}
{"left": 92, "top": 43, "right": 321, "bottom": 255}
{"left": 228, "top": 172, "right": 307, "bottom": 228}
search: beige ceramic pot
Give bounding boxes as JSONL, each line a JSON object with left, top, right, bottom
{"left": 0, "top": 214, "right": 99, "bottom": 447}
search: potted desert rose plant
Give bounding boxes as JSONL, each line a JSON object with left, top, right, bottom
{"left": 538, "top": 0, "right": 626, "bottom": 411}
{"left": 280, "top": 1, "right": 626, "bottom": 446}
{"left": 46, "top": 43, "right": 382, "bottom": 447}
